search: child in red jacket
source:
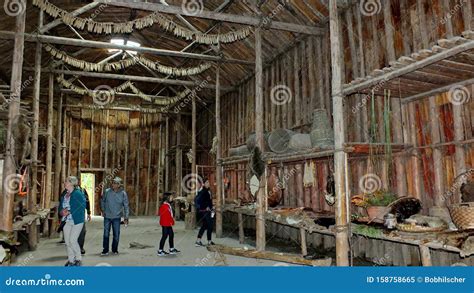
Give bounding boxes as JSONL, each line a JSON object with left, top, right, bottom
{"left": 157, "top": 192, "right": 180, "bottom": 256}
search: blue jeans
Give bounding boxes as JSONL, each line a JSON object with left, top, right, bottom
{"left": 103, "top": 218, "right": 121, "bottom": 253}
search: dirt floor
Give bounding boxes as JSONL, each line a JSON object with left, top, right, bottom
{"left": 12, "top": 217, "right": 294, "bottom": 267}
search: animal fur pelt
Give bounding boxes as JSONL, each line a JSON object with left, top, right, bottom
{"left": 461, "top": 182, "right": 474, "bottom": 203}
{"left": 250, "top": 147, "right": 265, "bottom": 179}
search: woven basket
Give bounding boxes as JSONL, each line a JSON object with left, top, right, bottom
{"left": 449, "top": 202, "right": 474, "bottom": 230}
{"left": 396, "top": 223, "right": 446, "bottom": 233}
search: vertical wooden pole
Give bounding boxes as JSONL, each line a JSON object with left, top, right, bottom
{"left": 164, "top": 116, "right": 170, "bottom": 191}
{"left": 89, "top": 111, "right": 94, "bottom": 168}
{"left": 408, "top": 103, "right": 423, "bottom": 199}
{"left": 135, "top": 128, "right": 141, "bottom": 215}
{"left": 238, "top": 212, "right": 245, "bottom": 244}
{"left": 329, "top": 0, "right": 350, "bottom": 266}
{"left": 104, "top": 110, "right": 109, "bottom": 170}
{"left": 255, "top": 26, "right": 266, "bottom": 251}
{"left": 61, "top": 103, "right": 67, "bottom": 184}
{"left": 51, "top": 92, "right": 63, "bottom": 236}
{"left": 44, "top": 73, "right": 54, "bottom": 236}
{"left": 53, "top": 94, "right": 63, "bottom": 201}
{"left": 77, "top": 111, "right": 82, "bottom": 176}
{"left": 145, "top": 126, "right": 152, "bottom": 215}
{"left": 175, "top": 114, "right": 182, "bottom": 199}
{"left": 384, "top": 1, "right": 407, "bottom": 197}
{"left": 452, "top": 102, "right": 466, "bottom": 203}
{"left": 191, "top": 94, "right": 197, "bottom": 227}
{"left": 27, "top": 10, "right": 42, "bottom": 248}
{"left": 300, "top": 228, "right": 307, "bottom": 256}
{"left": 419, "top": 245, "right": 432, "bottom": 266}
{"left": 124, "top": 113, "right": 130, "bottom": 191}
{"left": 0, "top": 8, "right": 26, "bottom": 232}
{"left": 67, "top": 115, "right": 72, "bottom": 176}
{"left": 156, "top": 123, "right": 163, "bottom": 212}
{"left": 215, "top": 64, "right": 223, "bottom": 238}
{"left": 429, "top": 96, "right": 445, "bottom": 206}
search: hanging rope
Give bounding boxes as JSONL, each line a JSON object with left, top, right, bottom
{"left": 56, "top": 75, "right": 189, "bottom": 106}
{"left": 33, "top": 0, "right": 252, "bottom": 44}
{"left": 45, "top": 44, "right": 212, "bottom": 76}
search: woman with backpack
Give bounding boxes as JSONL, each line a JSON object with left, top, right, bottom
{"left": 195, "top": 179, "right": 215, "bottom": 247}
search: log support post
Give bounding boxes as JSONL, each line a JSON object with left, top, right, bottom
{"left": 215, "top": 64, "right": 223, "bottom": 238}
{"left": 255, "top": 26, "right": 266, "bottom": 252}
{"left": 329, "top": 0, "right": 350, "bottom": 266}
{"left": 419, "top": 245, "right": 432, "bottom": 266}
{"left": 238, "top": 212, "right": 245, "bottom": 244}
{"left": 428, "top": 96, "right": 445, "bottom": 206}
{"left": 300, "top": 228, "right": 308, "bottom": 256}
{"left": 190, "top": 95, "right": 197, "bottom": 228}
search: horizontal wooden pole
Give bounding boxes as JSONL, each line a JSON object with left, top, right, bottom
{"left": 402, "top": 78, "right": 474, "bottom": 104}
{"left": 24, "top": 67, "right": 231, "bottom": 91}
{"left": 207, "top": 244, "right": 332, "bottom": 266}
{"left": 0, "top": 31, "right": 254, "bottom": 65}
{"left": 343, "top": 40, "right": 474, "bottom": 95}
{"left": 61, "top": 88, "right": 169, "bottom": 100}
{"left": 65, "top": 104, "right": 190, "bottom": 115}
{"left": 99, "top": 0, "right": 325, "bottom": 35}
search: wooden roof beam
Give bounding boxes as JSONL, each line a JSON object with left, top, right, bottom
{"left": 25, "top": 67, "right": 232, "bottom": 91}
{"left": 0, "top": 31, "right": 255, "bottom": 65}
{"left": 98, "top": 0, "right": 325, "bottom": 35}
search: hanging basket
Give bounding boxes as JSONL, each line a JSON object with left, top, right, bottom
{"left": 449, "top": 202, "right": 474, "bottom": 230}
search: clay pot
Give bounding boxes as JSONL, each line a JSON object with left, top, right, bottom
{"left": 366, "top": 206, "right": 389, "bottom": 223}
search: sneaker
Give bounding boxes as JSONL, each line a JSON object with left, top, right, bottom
{"left": 157, "top": 250, "right": 169, "bottom": 257}
{"left": 195, "top": 241, "right": 204, "bottom": 247}
{"left": 100, "top": 251, "right": 109, "bottom": 256}
{"left": 59, "top": 240, "right": 65, "bottom": 244}
{"left": 207, "top": 241, "right": 216, "bottom": 246}
{"left": 112, "top": 251, "right": 119, "bottom": 255}
{"left": 65, "top": 261, "right": 73, "bottom": 266}
{"left": 169, "top": 248, "right": 180, "bottom": 254}
{"left": 81, "top": 249, "right": 86, "bottom": 255}
{"left": 72, "top": 260, "right": 82, "bottom": 266}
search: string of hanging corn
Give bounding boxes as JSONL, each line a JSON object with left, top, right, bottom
{"left": 57, "top": 75, "right": 191, "bottom": 106}
{"left": 33, "top": 0, "right": 252, "bottom": 44}
{"left": 45, "top": 44, "right": 211, "bottom": 76}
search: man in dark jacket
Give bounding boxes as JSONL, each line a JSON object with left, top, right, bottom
{"left": 100, "top": 177, "right": 129, "bottom": 256}
{"left": 195, "top": 179, "right": 215, "bottom": 247}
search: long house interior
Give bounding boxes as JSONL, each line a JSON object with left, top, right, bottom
{"left": 0, "top": 0, "right": 473, "bottom": 267}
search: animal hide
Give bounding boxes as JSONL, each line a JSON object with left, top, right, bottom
{"left": 461, "top": 182, "right": 474, "bottom": 203}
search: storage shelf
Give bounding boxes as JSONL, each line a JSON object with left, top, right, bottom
{"left": 343, "top": 31, "right": 474, "bottom": 101}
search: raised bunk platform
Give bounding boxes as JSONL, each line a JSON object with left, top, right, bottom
{"left": 343, "top": 30, "right": 474, "bottom": 103}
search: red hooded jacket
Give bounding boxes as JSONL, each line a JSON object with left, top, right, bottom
{"left": 158, "top": 202, "right": 174, "bottom": 227}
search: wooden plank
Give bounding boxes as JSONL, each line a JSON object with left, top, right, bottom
{"left": 216, "top": 64, "right": 223, "bottom": 238}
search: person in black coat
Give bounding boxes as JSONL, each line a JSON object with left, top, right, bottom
{"left": 195, "top": 179, "right": 215, "bottom": 247}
